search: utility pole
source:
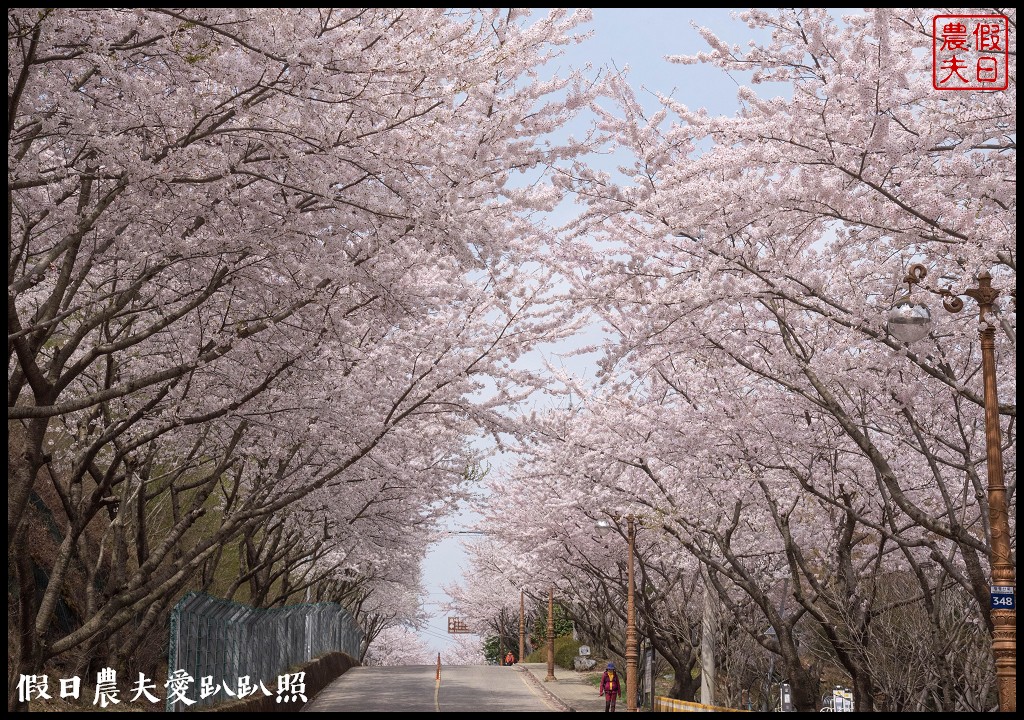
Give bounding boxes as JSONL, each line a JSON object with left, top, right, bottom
{"left": 700, "top": 565, "right": 717, "bottom": 706}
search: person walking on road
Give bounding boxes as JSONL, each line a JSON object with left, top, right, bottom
{"left": 599, "top": 662, "right": 621, "bottom": 712}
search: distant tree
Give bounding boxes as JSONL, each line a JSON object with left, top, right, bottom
{"left": 364, "top": 625, "right": 433, "bottom": 667}
{"left": 441, "top": 634, "right": 487, "bottom": 666}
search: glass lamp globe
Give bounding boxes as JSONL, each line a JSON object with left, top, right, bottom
{"left": 887, "top": 297, "right": 932, "bottom": 345}
{"left": 594, "top": 519, "right": 615, "bottom": 535}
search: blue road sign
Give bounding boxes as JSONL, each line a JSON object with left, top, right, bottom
{"left": 991, "top": 585, "right": 1015, "bottom": 610}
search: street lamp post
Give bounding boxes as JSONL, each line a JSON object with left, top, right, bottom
{"left": 520, "top": 590, "right": 526, "bottom": 666}
{"left": 625, "top": 517, "right": 638, "bottom": 713}
{"left": 888, "top": 264, "right": 1016, "bottom": 712}
{"left": 597, "top": 514, "right": 640, "bottom": 712}
{"left": 546, "top": 586, "right": 556, "bottom": 682}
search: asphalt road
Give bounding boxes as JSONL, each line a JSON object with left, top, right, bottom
{"left": 302, "top": 665, "right": 563, "bottom": 712}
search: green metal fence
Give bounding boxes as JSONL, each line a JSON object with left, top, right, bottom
{"left": 166, "top": 592, "right": 362, "bottom": 711}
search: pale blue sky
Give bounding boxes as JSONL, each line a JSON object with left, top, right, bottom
{"left": 415, "top": 8, "right": 791, "bottom": 659}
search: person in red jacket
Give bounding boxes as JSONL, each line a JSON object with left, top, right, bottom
{"left": 599, "top": 662, "right": 621, "bottom": 712}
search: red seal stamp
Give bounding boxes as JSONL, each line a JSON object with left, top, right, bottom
{"left": 933, "top": 14, "right": 1009, "bottom": 90}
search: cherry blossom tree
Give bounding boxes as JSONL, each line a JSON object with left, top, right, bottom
{"left": 466, "top": 7, "right": 1014, "bottom": 712}
{"left": 363, "top": 625, "right": 433, "bottom": 667}
{"left": 441, "top": 633, "right": 489, "bottom": 666}
{"left": 8, "top": 7, "right": 601, "bottom": 708}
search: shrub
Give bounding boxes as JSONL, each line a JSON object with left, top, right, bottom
{"left": 554, "top": 635, "right": 581, "bottom": 668}
{"left": 524, "top": 636, "right": 581, "bottom": 669}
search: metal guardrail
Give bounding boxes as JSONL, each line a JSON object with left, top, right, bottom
{"left": 166, "top": 591, "right": 362, "bottom": 711}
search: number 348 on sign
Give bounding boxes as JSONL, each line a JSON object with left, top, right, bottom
{"left": 990, "top": 586, "right": 1015, "bottom": 609}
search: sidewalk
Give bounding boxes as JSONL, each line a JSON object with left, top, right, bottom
{"left": 516, "top": 662, "right": 609, "bottom": 713}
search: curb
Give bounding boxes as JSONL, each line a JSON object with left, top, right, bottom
{"left": 515, "top": 666, "right": 575, "bottom": 712}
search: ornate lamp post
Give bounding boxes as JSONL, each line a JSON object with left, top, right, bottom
{"left": 545, "top": 586, "right": 556, "bottom": 681}
{"left": 520, "top": 590, "right": 526, "bottom": 667}
{"left": 888, "top": 264, "right": 1016, "bottom": 712}
{"left": 597, "top": 515, "right": 639, "bottom": 712}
